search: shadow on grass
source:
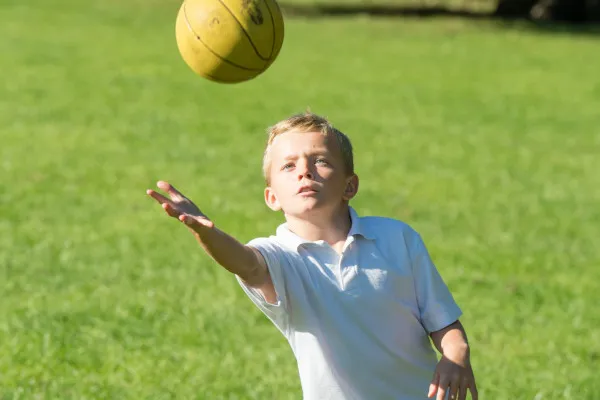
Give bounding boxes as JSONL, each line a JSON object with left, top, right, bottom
{"left": 280, "top": 2, "right": 600, "bottom": 36}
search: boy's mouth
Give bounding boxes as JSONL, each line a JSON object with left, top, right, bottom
{"left": 298, "top": 185, "right": 318, "bottom": 195}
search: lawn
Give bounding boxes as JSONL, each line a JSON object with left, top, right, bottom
{"left": 1, "top": 0, "right": 599, "bottom": 398}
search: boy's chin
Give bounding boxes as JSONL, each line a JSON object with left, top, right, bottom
{"left": 283, "top": 201, "right": 340, "bottom": 218}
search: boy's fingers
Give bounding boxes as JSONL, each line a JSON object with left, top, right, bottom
{"left": 147, "top": 189, "right": 173, "bottom": 205}
{"left": 433, "top": 376, "right": 449, "bottom": 400}
{"left": 162, "top": 202, "right": 181, "bottom": 218}
{"left": 156, "top": 180, "right": 171, "bottom": 192}
{"left": 447, "top": 381, "right": 458, "bottom": 400}
{"left": 469, "top": 383, "right": 478, "bottom": 400}
{"left": 157, "top": 181, "right": 186, "bottom": 201}
{"left": 179, "top": 214, "right": 214, "bottom": 229}
{"left": 435, "top": 384, "right": 447, "bottom": 400}
{"left": 458, "top": 383, "right": 467, "bottom": 400}
{"left": 427, "top": 384, "right": 437, "bottom": 399}
{"left": 428, "top": 373, "right": 440, "bottom": 398}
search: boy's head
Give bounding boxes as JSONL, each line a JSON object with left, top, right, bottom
{"left": 262, "top": 112, "right": 359, "bottom": 219}
{"left": 262, "top": 112, "right": 354, "bottom": 184}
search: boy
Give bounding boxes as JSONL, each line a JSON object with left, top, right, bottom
{"left": 146, "top": 112, "right": 478, "bottom": 400}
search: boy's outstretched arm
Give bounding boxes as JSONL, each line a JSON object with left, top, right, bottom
{"left": 428, "top": 320, "right": 478, "bottom": 400}
{"left": 146, "top": 180, "right": 277, "bottom": 304}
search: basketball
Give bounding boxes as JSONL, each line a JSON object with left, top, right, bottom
{"left": 175, "top": 0, "right": 284, "bottom": 83}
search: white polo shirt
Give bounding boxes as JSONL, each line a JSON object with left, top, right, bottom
{"left": 237, "top": 207, "right": 462, "bottom": 400}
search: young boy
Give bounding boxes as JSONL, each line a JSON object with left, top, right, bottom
{"left": 146, "top": 112, "right": 478, "bottom": 400}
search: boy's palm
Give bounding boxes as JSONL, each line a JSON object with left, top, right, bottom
{"left": 147, "top": 181, "right": 214, "bottom": 230}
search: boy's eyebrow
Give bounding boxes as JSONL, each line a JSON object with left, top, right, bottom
{"left": 279, "top": 147, "right": 331, "bottom": 162}
{"left": 285, "top": 147, "right": 330, "bottom": 157}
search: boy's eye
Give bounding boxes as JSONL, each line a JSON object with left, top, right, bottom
{"left": 282, "top": 162, "right": 295, "bottom": 171}
{"left": 315, "top": 158, "right": 328, "bottom": 166}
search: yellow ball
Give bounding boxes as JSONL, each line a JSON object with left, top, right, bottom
{"left": 175, "top": 0, "right": 284, "bottom": 84}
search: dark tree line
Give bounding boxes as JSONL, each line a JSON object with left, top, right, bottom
{"left": 495, "top": 0, "right": 600, "bottom": 22}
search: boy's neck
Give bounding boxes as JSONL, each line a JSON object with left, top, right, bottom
{"left": 284, "top": 205, "right": 352, "bottom": 250}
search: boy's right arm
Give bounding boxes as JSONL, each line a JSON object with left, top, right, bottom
{"left": 146, "top": 181, "right": 277, "bottom": 304}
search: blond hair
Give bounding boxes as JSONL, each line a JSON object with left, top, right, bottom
{"left": 262, "top": 112, "right": 354, "bottom": 185}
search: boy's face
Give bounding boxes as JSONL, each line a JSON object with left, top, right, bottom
{"left": 264, "top": 130, "right": 358, "bottom": 219}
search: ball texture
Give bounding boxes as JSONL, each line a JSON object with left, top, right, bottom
{"left": 175, "top": 0, "right": 284, "bottom": 83}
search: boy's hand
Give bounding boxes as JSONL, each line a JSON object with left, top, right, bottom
{"left": 428, "top": 350, "right": 477, "bottom": 400}
{"left": 146, "top": 181, "right": 272, "bottom": 296}
{"left": 146, "top": 181, "right": 214, "bottom": 230}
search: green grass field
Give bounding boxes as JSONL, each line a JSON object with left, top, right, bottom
{"left": 2, "top": 0, "right": 600, "bottom": 398}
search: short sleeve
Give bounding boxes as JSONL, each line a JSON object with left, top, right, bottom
{"left": 235, "top": 237, "right": 290, "bottom": 336}
{"left": 409, "top": 232, "right": 462, "bottom": 333}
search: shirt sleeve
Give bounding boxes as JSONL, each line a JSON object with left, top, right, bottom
{"left": 409, "top": 232, "right": 462, "bottom": 333}
{"left": 235, "top": 237, "right": 290, "bottom": 337}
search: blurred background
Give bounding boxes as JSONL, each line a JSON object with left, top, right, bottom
{"left": 283, "top": 0, "right": 600, "bottom": 22}
{"left": 1, "top": 0, "right": 599, "bottom": 398}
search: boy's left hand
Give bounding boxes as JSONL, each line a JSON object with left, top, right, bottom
{"left": 428, "top": 350, "right": 477, "bottom": 400}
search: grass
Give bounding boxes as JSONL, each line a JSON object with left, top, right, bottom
{"left": 1, "top": 0, "right": 600, "bottom": 398}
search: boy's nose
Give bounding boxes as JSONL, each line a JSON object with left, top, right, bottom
{"left": 297, "top": 163, "right": 313, "bottom": 180}
{"left": 298, "top": 170, "right": 313, "bottom": 180}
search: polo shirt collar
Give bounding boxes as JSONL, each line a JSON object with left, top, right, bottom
{"left": 275, "top": 206, "right": 375, "bottom": 250}
{"left": 347, "top": 206, "right": 375, "bottom": 240}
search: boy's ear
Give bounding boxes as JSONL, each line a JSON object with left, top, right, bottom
{"left": 343, "top": 174, "right": 359, "bottom": 201}
{"left": 264, "top": 186, "right": 281, "bottom": 211}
